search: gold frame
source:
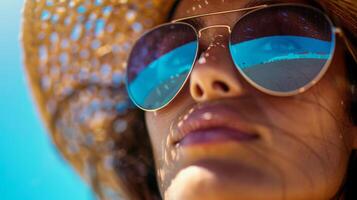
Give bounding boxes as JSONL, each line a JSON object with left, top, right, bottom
{"left": 126, "top": 3, "right": 357, "bottom": 111}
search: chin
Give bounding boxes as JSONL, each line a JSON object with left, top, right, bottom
{"left": 164, "top": 164, "right": 284, "bottom": 200}
{"left": 162, "top": 160, "right": 335, "bottom": 200}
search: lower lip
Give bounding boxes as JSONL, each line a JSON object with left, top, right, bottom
{"left": 179, "top": 127, "right": 259, "bottom": 146}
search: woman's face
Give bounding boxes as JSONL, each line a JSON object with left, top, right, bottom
{"left": 145, "top": 0, "right": 357, "bottom": 199}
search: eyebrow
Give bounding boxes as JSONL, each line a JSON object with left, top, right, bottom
{"left": 171, "top": 1, "right": 269, "bottom": 23}
{"left": 247, "top": 0, "right": 317, "bottom": 8}
{"left": 245, "top": 0, "right": 284, "bottom": 8}
{"left": 171, "top": 0, "right": 314, "bottom": 30}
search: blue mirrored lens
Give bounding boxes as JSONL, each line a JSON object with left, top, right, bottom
{"left": 229, "top": 5, "right": 334, "bottom": 93}
{"left": 230, "top": 36, "right": 332, "bottom": 92}
{"left": 126, "top": 23, "right": 198, "bottom": 110}
{"left": 129, "top": 42, "right": 197, "bottom": 109}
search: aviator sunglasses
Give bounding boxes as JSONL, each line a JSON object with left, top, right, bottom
{"left": 125, "top": 3, "right": 355, "bottom": 111}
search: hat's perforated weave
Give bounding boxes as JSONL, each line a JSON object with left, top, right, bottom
{"left": 22, "top": 0, "right": 175, "bottom": 199}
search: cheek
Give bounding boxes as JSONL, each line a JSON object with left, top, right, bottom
{"left": 145, "top": 111, "right": 179, "bottom": 192}
{"left": 144, "top": 87, "right": 195, "bottom": 191}
{"left": 145, "top": 86, "right": 195, "bottom": 152}
{"left": 145, "top": 112, "right": 168, "bottom": 159}
{"left": 256, "top": 44, "right": 351, "bottom": 188}
{"left": 253, "top": 91, "right": 349, "bottom": 197}
{"left": 260, "top": 39, "right": 349, "bottom": 139}
{"left": 145, "top": 110, "right": 179, "bottom": 160}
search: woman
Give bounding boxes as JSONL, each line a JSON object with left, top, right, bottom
{"left": 22, "top": 0, "right": 357, "bottom": 199}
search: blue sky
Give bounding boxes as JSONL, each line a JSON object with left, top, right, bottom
{"left": 0, "top": 1, "right": 94, "bottom": 199}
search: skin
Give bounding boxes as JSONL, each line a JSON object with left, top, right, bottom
{"left": 145, "top": 0, "right": 357, "bottom": 199}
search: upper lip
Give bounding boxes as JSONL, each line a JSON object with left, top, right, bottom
{"left": 169, "top": 102, "right": 269, "bottom": 146}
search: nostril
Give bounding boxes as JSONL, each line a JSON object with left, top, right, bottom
{"left": 213, "top": 80, "right": 230, "bottom": 93}
{"left": 195, "top": 84, "right": 204, "bottom": 97}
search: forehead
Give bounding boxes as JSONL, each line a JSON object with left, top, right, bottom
{"left": 173, "top": 0, "right": 314, "bottom": 20}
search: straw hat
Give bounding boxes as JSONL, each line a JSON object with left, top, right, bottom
{"left": 21, "top": 0, "right": 357, "bottom": 199}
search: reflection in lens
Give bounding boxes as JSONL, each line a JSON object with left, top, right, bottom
{"left": 229, "top": 5, "right": 334, "bottom": 93}
{"left": 127, "top": 23, "right": 198, "bottom": 110}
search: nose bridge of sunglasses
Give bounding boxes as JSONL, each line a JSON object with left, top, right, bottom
{"left": 198, "top": 25, "right": 232, "bottom": 38}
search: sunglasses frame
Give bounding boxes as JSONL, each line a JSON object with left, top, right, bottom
{"left": 126, "top": 3, "right": 352, "bottom": 111}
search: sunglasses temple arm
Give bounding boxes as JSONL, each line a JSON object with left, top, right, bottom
{"left": 335, "top": 27, "right": 357, "bottom": 64}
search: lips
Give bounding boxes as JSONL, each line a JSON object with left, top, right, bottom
{"left": 170, "top": 103, "right": 266, "bottom": 146}
{"left": 180, "top": 127, "right": 260, "bottom": 146}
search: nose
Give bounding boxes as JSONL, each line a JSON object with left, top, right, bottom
{"left": 189, "top": 35, "right": 244, "bottom": 102}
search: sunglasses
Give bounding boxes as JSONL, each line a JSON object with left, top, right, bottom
{"left": 125, "top": 3, "right": 348, "bottom": 111}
